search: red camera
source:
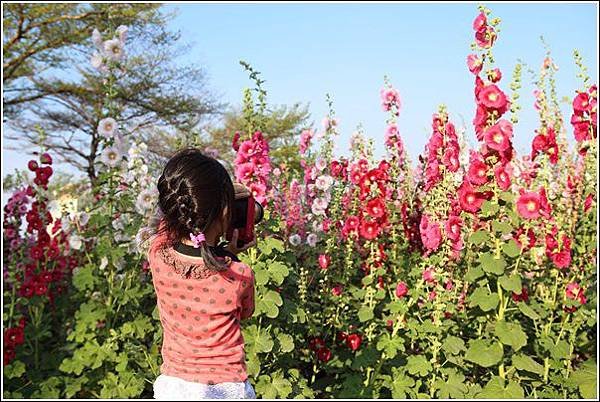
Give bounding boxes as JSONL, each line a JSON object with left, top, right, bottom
{"left": 226, "top": 196, "right": 264, "bottom": 248}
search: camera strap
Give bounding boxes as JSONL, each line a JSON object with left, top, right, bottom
{"left": 174, "top": 242, "right": 240, "bottom": 262}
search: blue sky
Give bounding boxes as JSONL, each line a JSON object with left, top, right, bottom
{"left": 2, "top": 2, "right": 598, "bottom": 192}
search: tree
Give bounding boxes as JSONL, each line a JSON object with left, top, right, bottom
{"left": 3, "top": 4, "right": 221, "bottom": 182}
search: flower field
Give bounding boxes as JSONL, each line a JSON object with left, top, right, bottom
{"left": 2, "top": 6, "right": 597, "bottom": 399}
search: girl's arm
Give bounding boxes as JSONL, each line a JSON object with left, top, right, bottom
{"left": 240, "top": 269, "right": 255, "bottom": 320}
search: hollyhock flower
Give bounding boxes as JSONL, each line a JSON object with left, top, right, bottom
{"left": 494, "top": 164, "right": 511, "bottom": 191}
{"left": 318, "top": 254, "right": 331, "bottom": 270}
{"left": 473, "top": 104, "right": 488, "bottom": 140}
{"left": 420, "top": 215, "right": 442, "bottom": 251}
{"left": 584, "top": 193, "right": 594, "bottom": 213}
{"left": 97, "top": 118, "right": 117, "bottom": 138}
{"left": 566, "top": 283, "right": 586, "bottom": 304}
{"left": 428, "top": 291, "right": 437, "bottom": 301}
{"left": 395, "top": 282, "right": 408, "bottom": 298}
{"left": 116, "top": 25, "right": 128, "bottom": 44}
{"left": 380, "top": 87, "right": 401, "bottom": 114}
{"left": 135, "top": 188, "right": 157, "bottom": 214}
{"left": 299, "top": 129, "right": 313, "bottom": 155}
{"left": 249, "top": 181, "right": 267, "bottom": 205}
{"left": 467, "top": 159, "right": 489, "bottom": 186}
{"left": 484, "top": 120, "right": 512, "bottom": 152}
{"left": 99, "top": 146, "right": 122, "bottom": 168}
{"left": 92, "top": 28, "right": 103, "bottom": 51}
{"left": 30, "top": 246, "right": 44, "bottom": 261}
{"left": 422, "top": 267, "right": 436, "bottom": 284}
{"left": 332, "top": 285, "right": 343, "bottom": 296}
{"left": 28, "top": 160, "right": 39, "bottom": 171}
{"left": 488, "top": 68, "right": 502, "bottom": 83}
{"left": 345, "top": 216, "right": 360, "bottom": 231}
{"left": 103, "top": 38, "right": 124, "bottom": 61}
{"left": 34, "top": 282, "right": 48, "bottom": 296}
{"left": 311, "top": 197, "right": 328, "bottom": 216}
{"left": 235, "top": 162, "right": 255, "bottom": 182}
{"left": 315, "top": 158, "right": 328, "bottom": 172}
{"left": 232, "top": 132, "right": 241, "bottom": 151}
{"left": 472, "top": 12, "right": 487, "bottom": 31}
{"left": 445, "top": 216, "right": 463, "bottom": 242}
{"left": 458, "top": 181, "right": 485, "bottom": 213}
{"left": 512, "top": 287, "right": 529, "bottom": 303}
{"left": 477, "top": 84, "right": 508, "bottom": 114}
{"left": 552, "top": 249, "right": 571, "bottom": 269}
{"left": 135, "top": 226, "right": 155, "bottom": 253}
{"left": 516, "top": 191, "right": 541, "bottom": 220}
{"left": 366, "top": 198, "right": 386, "bottom": 219}
{"left": 309, "top": 337, "right": 325, "bottom": 351}
{"left": 90, "top": 53, "right": 103, "bottom": 69}
{"left": 288, "top": 234, "right": 301, "bottom": 246}
{"left": 467, "top": 54, "right": 483, "bottom": 75}
{"left": 317, "top": 347, "right": 332, "bottom": 363}
{"left": 4, "top": 327, "right": 25, "bottom": 345}
{"left": 573, "top": 92, "right": 591, "bottom": 113}
{"left": 315, "top": 175, "right": 334, "bottom": 191}
{"left": 475, "top": 25, "right": 497, "bottom": 48}
{"left": 359, "top": 219, "right": 380, "bottom": 240}
{"left": 442, "top": 147, "right": 460, "bottom": 172}
{"left": 306, "top": 233, "right": 318, "bottom": 247}
{"left": 346, "top": 333, "right": 362, "bottom": 351}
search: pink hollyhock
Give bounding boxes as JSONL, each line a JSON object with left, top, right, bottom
{"left": 475, "top": 25, "right": 497, "bottom": 48}
{"left": 332, "top": 285, "right": 343, "bottom": 296}
{"left": 345, "top": 216, "right": 360, "bottom": 231}
{"left": 428, "top": 291, "right": 437, "bottom": 301}
{"left": 467, "top": 159, "right": 489, "bottom": 186}
{"left": 318, "top": 254, "right": 331, "bottom": 270}
{"left": 531, "top": 133, "right": 549, "bottom": 159}
{"left": 516, "top": 190, "right": 541, "bottom": 220}
{"left": 472, "top": 12, "right": 487, "bottom": 31}
{"left": 366, "top": 198, "right": 386, "bottom": 219}
{"left": 488, "top": 68, "right": 502, "bottom": 83}
{"left": 232, "top": 132, "right": 241, "bottom": 151}
{"left": 395, "top": 282, "right": 408, "bottom": 298}
{"left": 473, "top": 104, "right": 488, "bottom": 141}
{"left": 467, "top": 54, "right": 483, "bottom": 75}
{"left": 442, "top": 146, "right": 460, "bottom": 172}
{"left": 248, "top": 181, "right": 267, "bottom": 205}
{"left": 484, "top": 120, "right": 513, "bottom": 152}
{"left": 422, "top": 267, "right": 436, "bottom": 284}
{"left": 478, "top": 84, "right": 509, "bottom": 114}
{"left": 494, "top": 164, "right": 512, "bottom": 191}
{"left": 235, "top": 162, "right": 256, "bottom": 181}
{"left": 538, "top": 187, "right": 552, "bottom": 218}
{"left": 566, "top": 282, "right": 586, "bottom": 304}
{"left": 420, "top": 215, "right": 442, "bottom": 251}
{"left": 458, "top": 181, "right": 485, "bottom": 213}
{"left": 359, "top": 219, "right": 380, "bottom": 240}
{"left": 444, "top": 216, "right": 463, "bottom": 242}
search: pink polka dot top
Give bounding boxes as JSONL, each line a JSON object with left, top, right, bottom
{"left": 148, "top": 229, "right": 255, "bottom": 385}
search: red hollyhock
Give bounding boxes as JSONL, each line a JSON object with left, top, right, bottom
{"left": 331, "top": 285, "right": 343, "bottom": 296}
{"left": 484, "top": 120, "right": 513, "bottom": 152}
{"left": 475, "top": 25, "right": 497, "bottom": 48}
{"left": 494, "top": 164, "right": 512, "bottom": 191}
{"left": 573, "top": 92, "right": 590, "bottom": 113}
{"left": 317, "top": 347, "right": 332, "bottom": 363}
{"left": 458, "top": 181, "right": 485, "bottom": 213}
{"left": 40, "top": 153, "right": 53, "bottom": 165}
{"left": 4, "top": 327, "right": 25, "bottom": 346}
{"left": 442, "top": 146, "right": 460, "bottom": 172}
{"left": 346, "top": 333, "right": 362, "bottom": 351}
{"left": 28, "top": 160, "right": 39, "bottom": 171}
{"left": 467, "top": 159, "right": 489, "bottom": 186}
{"left": 488, "top": 68, "right": 502, "bottom": 83}
{"left": 512, "top": 287, "right": 529, "bottom": 303}
{"left": 359, "top": 219, "right": 380, "bottom": 240}
{"left": 366, "top": 198, "right": 386, "bottom": 219}
{"left": 472, "top": 12, "right": 487, "bottom": 31}
{"left": 309, "top": 337, "right": 325, "bottom": 351}
{"left": 444, "top": 216, "right": 463, "bottom": 242}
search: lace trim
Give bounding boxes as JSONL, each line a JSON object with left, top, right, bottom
{"left": 158, "top": 243, "right": 231, "bottom": 280}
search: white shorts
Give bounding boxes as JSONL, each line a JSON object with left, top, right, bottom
{"left": 153, "top": 374, "right": 256, "bottom": 400}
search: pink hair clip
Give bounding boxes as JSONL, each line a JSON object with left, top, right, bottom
{"left": 189, "top": 232, "right": 206, "bottom": 248}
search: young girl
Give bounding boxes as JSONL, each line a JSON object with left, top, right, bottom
{"left": 148, "top": 149, "right": 257, "bottom": 400}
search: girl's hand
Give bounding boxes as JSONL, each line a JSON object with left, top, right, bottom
{"left": 233, "top": 183, "right": 251, "bottom": 200}
{"left": 226, "top": 229, "right": 257, "bottom": 255}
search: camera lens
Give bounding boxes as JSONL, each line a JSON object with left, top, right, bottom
{"left": 254, "top": 201, "right": 264, "bottom": 224}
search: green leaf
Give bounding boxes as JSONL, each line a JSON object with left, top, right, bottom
{"left": 465, "top": 266, "right": 485, "bottom": 282}
{"left": 390, "top": 368, "right": 415, "bottom": 399}
{"left": 72, "top": 264, "right": 97, "bottom": 291}
{"left": 498, "top": 274, "right": 522, "bottom": 293}
{"left": 277, "top": 333, "right": 294, "bottom": 353}
{"left": 435, "top": 369, "right": 468, "bottom": 398}
{"left": 502, "top": 239, "right": 521, "bottom": 258}
{"left": 4, "top": 360, "right": 26, "bottom": 379}
{"left": 550, "top": 340, "right": 570, "bottom": 360}
{"left": 268, "top": 261, "right": 289, "bottom": 286}
{"left": 469, "top": 230, "right": 490, "bottom": 245}
{"left": 492, "top": 220, "right": 513, "bottom": 235}
{"left": 406, "top": 355, "right": 433, "bottom": 377}
{"left": 495, "top": 320, "right": 527, "bottom": 351}
{"left": 358, "top": 306, "right": 374, "bottom": 322}
{"left": 376, "top": 333, "right": 405, "bottom": 359}
{"left": 254, "top": 267, "right": 269, "bottom": 286}
{"left": 477, "top": 376, "right": 525, "bottom": 399}
{"left": 517, "top": 303, "right": 540, "bottom": 320}
{"left": 479, "top": 252, "right": 506, "bottom": 276}
{"left": 469, "top": 286, "right": 499, "bottom": 312}
{"left": 481, "top": 200, "right": 500, "bottom": 216}
{"left": 512, "top": 354, "right": 544, "bottom": 376}
{"left": 570, "top": 359, "right": 597, "bottom": 399}
{"left": 465, "top": 339, "right": 503, "bottom": 367}
{"left": 442, "top": 336, "right": 466, "bottom": 355}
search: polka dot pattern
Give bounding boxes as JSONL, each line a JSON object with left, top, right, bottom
{"left": 148, "top": 231, "right": 255, "bottom": 384}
